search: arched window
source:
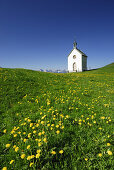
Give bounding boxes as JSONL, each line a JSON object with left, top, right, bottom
{"left": 73, "top": 62, "right": 76, "bottom": 71}
{"left": 73, "top": 55, "right": 76, "bottom": 59}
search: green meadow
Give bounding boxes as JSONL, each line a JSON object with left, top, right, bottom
{"left": 0, "top": 63, "right": 114, "bottom": 170}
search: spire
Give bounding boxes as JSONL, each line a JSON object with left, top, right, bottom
{"left": 73, "top": 40, "right": 77, "bottom": 49}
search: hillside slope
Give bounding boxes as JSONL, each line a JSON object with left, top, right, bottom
{"left": 0, "top": 64, "right": 114, "bottom": 169}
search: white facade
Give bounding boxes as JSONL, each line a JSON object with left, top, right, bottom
{"left": 68, "top": 41, "right": 87, "bottom": 72}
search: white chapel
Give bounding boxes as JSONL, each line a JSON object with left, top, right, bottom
{"left": 68, "top": 41, "right": 87, "bottom": 72}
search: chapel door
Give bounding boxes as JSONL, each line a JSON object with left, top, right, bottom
{"left": 73, "top": 62, "right": 76, "bottom": 71}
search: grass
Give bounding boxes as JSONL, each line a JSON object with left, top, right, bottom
{"left": 0, "top": 63, "right": 114, "bottom": 170}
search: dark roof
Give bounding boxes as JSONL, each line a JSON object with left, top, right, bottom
{"left": 68, "top": 48, "right": 88, "bottom": 57}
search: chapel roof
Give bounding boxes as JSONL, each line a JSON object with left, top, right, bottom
{"left": 68, "top": 41, "right": 88, "bottom": 57}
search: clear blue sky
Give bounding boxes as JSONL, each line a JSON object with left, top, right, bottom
{"left": 0, "top": 0, "right": 114, "bottom": 70}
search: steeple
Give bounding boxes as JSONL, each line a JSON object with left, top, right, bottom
{"left": 73, "top": 40, "right": 77, "bottom": 49}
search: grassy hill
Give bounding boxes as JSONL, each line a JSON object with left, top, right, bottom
{"left": 0, "top": 63, "right": 114, "bottom": 170}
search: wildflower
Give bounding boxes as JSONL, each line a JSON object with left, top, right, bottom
{"left": 42, "top": 131, "right": 45, "bottom": 134}
{"left": 51, "top": 150, "right": 56, "bottom": 155}
{"left": 14, "top": 134, "right": 17, "bottom": 137}
{"left": 2, "top": 167, "right": 7, "bottom": 170}
{"left": 29, "top": 162, "right": 34, "bottom": 167}
{"left": 38, "top": 132, "right": 42, "bottom": 136}
{"left": 36, "top": 153, "right": 40, "bottom": 158}
{"left": 43, "top": 138, "right": 47, "bottom": 143}
{"left": 33, "top": 130, "right": 36, "bottom": 134}
{"left": 47, "top": 123, "right": 50, "bottom": 127}
{"left": 27, "top": 145, "right": 30, "bottom": 149}
{"left": 56, "top": 125, "right": 59, "bottom": 128}
{"left": 107, "top": 150, "right": 112, "bottom": 155}
{"left": 38, "top": 142, "right": 42, "bottom": 147}
{"left": 10, "top": 160, "right": 14, "bottom": 164}
{"left": 30, "top": 123, "right": 33, "bottom": 127}
{"left": 28, "top": 133, "right": 31, "bottom": 138}
{"left": 37, "top": 149, "right": 41, "bottom": 153}
{"left": 24, "top": 138, "right": 27, "bottom": 142}
{"left": 15, "top": 147, "right": 19, "bottom": 152}
{"left": 6, "top": 144, "right": 10, "bottom": 148}
{"left": 21, "top": 154, "right": 26, "bottom": 159}
{"left": 56, "top": 130, "right": 60, "bottom": 134}
{"left": 13, "top": 145, "right": 16, "bottom": 148}
{"left": 27, "top": 156, "right": 31, "bottom": 160}
{"left": 85, "top": 158, "right": 88, "bottom": 161}
{"left": 101, "top": 116, "right": 105, "bottom": 119}
{"left": 98, "top": 153, "right": 102, "bottom": 157}
{"left": 3, "top": 129, "right": 7, "bottom": 133}
{"left": 107, "top": 143, "right": 111, "bottom": 146}
{"left": 59, "top": 150, "right": 64, "bottom": 154}
{"left": 61, "top": 125, "right": 64, "bottom": 129}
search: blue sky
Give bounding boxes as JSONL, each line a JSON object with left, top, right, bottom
{"left": 0, "top": 0, "right": 114, "bottom": 70}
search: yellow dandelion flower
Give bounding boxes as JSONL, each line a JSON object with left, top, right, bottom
{"left": 59, "top": 150, "right": 64, "bottom": 154}
{"left": 31, "top": 155, "right": 35, "bottom": 159}
{"left": 15, "top": 147, "right": 19, "bottom": 152}
{"left": 38, "top": 142, "right": 42, "bottom": 147}
{"left": 37, "top": 149, "right": 41, "bottom": 153}
{"left": 29, "top": 162, "right": 34, "bottom": 167}
{"left": 13, "top": 134, "right": 17, "bottom": 137}
{"left": 38, "top": 132, "right": 42, "bottom": 136}
{"left": 28, "top": 133, "right": 31, "bottom": 138}
{"left": 56, "top": 125, "right": 59, "bottom": 128}
{"left": 6, "top": 144, "right": 10, "bottom": 148}
{"left": 100, "top": 116, "right": 105, "bottom": 119}
{"left": 42, "top": 131, "right": 45, "bottom": 134}
{"left": 47, "top": 123, "right": 50, "bottom": 127}
{"left": 24, "top": 138, "right": 27, "bottom": 142}
{"left": 85, "top": 158, "right": 88, "bottom": 161}
{"left": 21, "top": 154, "right": 26, "bottom": 159}
{"left": 51, "top": 150, "right": 56, "bottom": 155}
{"left": 43, "top": 138, "right": 47, "bottom": 143}
{"left": 36, "top": 153, "right": 40, "bottom": 158}
{"left": 51, "top": 124, "right": 54, "bottom": 127}
{"left": 27, "top": 156, "right": 31, "bottom": 160}
{"left": 61, "top": 126, "right": 64, "bottom": 129}
{"left": 56, "top": 130, "right": 60, "bottom": 134}
{"left": 13, "top": 145, "right": 16, "bottom": 148}
{"left": 23, "top": 132, "right": 26, "bottom": 135}
{"left": 9, "top": 160, "right": 14, "bottom": 164}
{"left": 27, "top": 145, "right": 30, "bottom": 149}
{"left": 2, "top": 167, "right": 7, "bottom": 170}
{"left": 30, "top": 123, "right": 33, "bottom": 127}
{"left": 36, "top": 123, "right": 39, "bottom": 127}
{"left": 107, "top": 150, "right": 112, "bottom": 155}
{"left": 3, "top": 129, "right": 7, "bottom": 133}
{"left": 98, "top": 153, "right": 102, "bottom": 157}
{"left": 33, "top": 130, "right": 36, "bottom": 134}
{"left": 107, "top": 143, "right": 111, "bottom": 146}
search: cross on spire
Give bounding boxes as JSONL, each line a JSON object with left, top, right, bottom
{"left": 73, "top": 40, "right": 77, "bottom": 49}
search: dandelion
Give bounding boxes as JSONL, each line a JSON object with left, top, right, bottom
{"left": 51, "top": 150, "right": 56, "bottom": 155}
{"left": 27, "top": 156, "right": 31, "bottom": 160}
{"left": 43, "top": 138, "right": 47, "bottom": 143}
{"left": 3, "top": 129, "right": 7, "bottom": 133}
{"left": 13, "top": 145, "right": 16, "bottom": 148}
{"left": 59, "top": 150, "right": 64, "bottom": 154}
{"left": 6, "top": 144, "right": 10, "bottom": 148}
{"left": 37, "top": 149, "right": 41, "bottom": 153}
{"left": 38, "top": 142, "right": 42, "bottom": 147}
{"left": 100, "top": 116, "right": 105, "bottom": 119}
{"left": 33, "top": 130, "right": 36, "bottom": 134}
{"left": 38, "top": 132, "right": 42, "bottom": 136}
{"left": 15, "top": 147, "right": 19, "bottom": 152}
{"left": 27, "top": 145, "right": 30, "bottom": 149}
{"left": 10, "top": 160, "right": 14, "bottom": 164}
{"left": 2, "top": 167, "right": 7, "bottom": 170}
{"left": 56, "top": 130, "right": 60, "bottom": 134}
{"left": 21, "top": 154, "right": 26, "bottom": 159}
{"left": 107, "top": 150, "right": 112, "bottom": 155}
{"left": 36, "top": 153, "right": 40, "bottom": 158}
{"left": 107, "top": 143, "right": 111, "bottom": 146}
{"left": 29, "top": 162, "right": 34, "bottom": 167}
{"left": 98, "top": 153, "right": 102, "bottom": 157}
{"left": 14, "top": 134, "right": 17, "bottom": 137}
{"left": 85, "top": 158, "right": 88, "bottom": 161}
{"left": 24, "top": 138, "right": 27, "bottom": 142}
